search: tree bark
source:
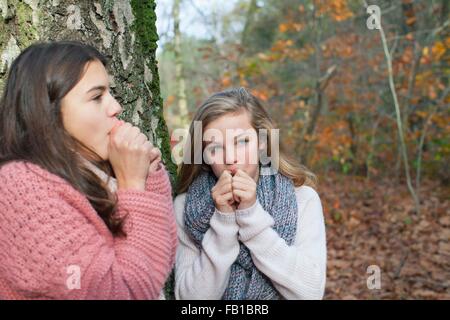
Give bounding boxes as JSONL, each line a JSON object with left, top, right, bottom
{"left": 0, "top": 0, "right": 176, "bottom": 177}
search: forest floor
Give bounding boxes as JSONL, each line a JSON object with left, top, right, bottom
{"left": 319, "top": 173, "right": 450, "bottom": 299}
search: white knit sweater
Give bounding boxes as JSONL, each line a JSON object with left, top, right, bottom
{"left": 173, "top": 185, "right": 327, "bottom": 300}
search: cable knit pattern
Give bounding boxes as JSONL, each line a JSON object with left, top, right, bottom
{"left": 0, "top": 160, "right": 177, "bottom": 300}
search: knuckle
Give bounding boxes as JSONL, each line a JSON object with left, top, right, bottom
{"left": 130, "top": 144, "right": 140, "bottom": 152}
{"left": 115, "top": 138, "right": 125, "bottom": 148}
{"left": 139, "top": 145, "right": 148, "bottom": 153}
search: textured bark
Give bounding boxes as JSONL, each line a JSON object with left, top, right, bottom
{"left": 0, "top": 0, "right": 176, "bottom": 177}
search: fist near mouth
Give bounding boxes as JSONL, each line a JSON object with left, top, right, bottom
{"left": 211, "top": 169, "right": 257, "bottom": 213}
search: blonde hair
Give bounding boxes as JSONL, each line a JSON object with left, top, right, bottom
{"left": 177, "top": 87, "right": 317, "bottom": 194}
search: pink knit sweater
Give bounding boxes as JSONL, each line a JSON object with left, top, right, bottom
{"left": 0, "top": 160, "right": 177, "bottom": 300}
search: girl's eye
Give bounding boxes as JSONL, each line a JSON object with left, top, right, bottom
{"left": 93, "top": 95, "right": 103, "bottom": 103}
{"left": 207, "top": 146, "right": 222, "bottom": 154}
{"left": 237, "top": 138, "right": 249, "bottom": 145}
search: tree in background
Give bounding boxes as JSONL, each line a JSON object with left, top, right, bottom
{"left": 158, "top": 0, "right": 449, "bottom": 207}
{"left": 155, "top": 0, "right": 449, "bottom": 300}
{"left": 172, "top": 0, "right": 189, "bottom": 128}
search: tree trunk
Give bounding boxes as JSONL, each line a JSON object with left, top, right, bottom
{"left": 0, "top": 0, "right": 176, "bottom": 177}
{"left": 240, "top": 0, "right": 257, "bottom": 46}
{"left": 374, "top": 2, "right": 421, "bottom": 214}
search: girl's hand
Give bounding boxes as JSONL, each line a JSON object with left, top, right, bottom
{"left": 211, "top": 170, "right": 236, "bottom": 213}
{"left": 108, "top": 121, "right": 154, "bottom": 191}
{"left": 232, "top": 169, "right": 257, "bottom": 210}
{"left": 148, "top": 146, "right": 162, "bottom": 175}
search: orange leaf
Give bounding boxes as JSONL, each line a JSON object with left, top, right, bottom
{"left": 165, "top": 95, "right": 175, "bottom": 106}
{"left": 279, "top": 23, "right": 289, "bottom": 33}
{"left": 252, "top": 90, "right": 268, "bottom": 101}
{"left": 221, "top": 76, "right": 231, "bottom": 87}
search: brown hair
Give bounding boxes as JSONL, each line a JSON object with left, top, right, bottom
{"left": 177, "top": 87, "right": 317, "bottom": 194}
{"left": 0, "top": 41, "right": 126, "bottom": 237}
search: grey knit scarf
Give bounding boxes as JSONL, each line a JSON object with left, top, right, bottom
{"left": 184, "top": 166, "right": 298, "bottom": 300}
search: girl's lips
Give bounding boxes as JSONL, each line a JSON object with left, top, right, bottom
{"left": 109, "top": 118, "right": 123, "bottom": 133}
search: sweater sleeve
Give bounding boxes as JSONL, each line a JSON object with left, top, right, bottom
{"left": 145, "top": 163, "right": 172, "bottom": 197}
{"left": 0, "top": 164, "right": 177, "bottom": 300}
{"left": 143, "top": 164, "right": 178, "bottom": 267}
{"left": 173, "top": 194, "right": 240, "bottom": 300}
{"left": 235, "top": 186, "right": 327, "bottom": 300}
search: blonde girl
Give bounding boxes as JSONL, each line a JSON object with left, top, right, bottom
{"left": 174, "top": 87, "right": 326, "bottom": 300}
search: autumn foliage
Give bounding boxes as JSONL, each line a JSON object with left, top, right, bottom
{"left": 159, "top": 0, "right": 449, "bottom": 299}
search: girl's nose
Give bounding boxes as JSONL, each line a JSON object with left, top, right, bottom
{"left": 108, "top": 97, "right": 122, "bottom": 117}
{"left": 224, "top": 146, "right": 237, "bottom": 165}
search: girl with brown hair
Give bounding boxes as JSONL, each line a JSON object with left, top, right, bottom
{"left": 0, "top": 41, "right": 177, "bottom": 299}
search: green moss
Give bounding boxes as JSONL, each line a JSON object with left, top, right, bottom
{"left": 131, "top": 0, "right": 178, "bottom": 300}
{"left": 0, "top": 14, "right": 10, "bottom": 97}
{"left": 130, "top": 0, "right": 159, "bottom": 54}
{"left": 0, "top": 16, "right": 7, "bottom": 46}
{"left": 15, "top": 2, "right": 39, "bottom": 47}
{"left": 130, "top": 0, "right": 177, "bottom": 180}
